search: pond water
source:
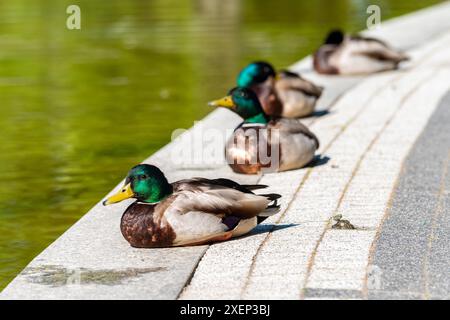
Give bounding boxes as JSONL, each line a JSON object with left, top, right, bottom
{"left": 0, "top": 0, "right": 442, "bottom": 289}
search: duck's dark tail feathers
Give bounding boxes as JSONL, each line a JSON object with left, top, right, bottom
{"left": 257, "top": 215, "right": 270, "bottom": 224}
{"left": 257, "top": 193, "right": 282, "bottom": 221}
{"left": 242, "top": 184, "right": 269, "bottom": 190}
{"left": 261, "top": 193, "right": 282, "bottom": 202}
{"left": 257, "top": 205, "right": 280, "bottom": 223}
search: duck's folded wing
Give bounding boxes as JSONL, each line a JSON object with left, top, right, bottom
{"left": 181, "top": 177, "right": 267, "bottom": 194}
{"left": 271, "top": 118, "right": 320, "bottom": 148}
{"left": 168, "top": 184, "right": 271, "bottom": 219}
{"left": 350, "top": 38, "right": 409, "bottom": 62}
{"left": 277, "top": 74, "right": 323, "bottom": 97}
{"left": 360, "top": 48, "right": 409, "bottom": 63}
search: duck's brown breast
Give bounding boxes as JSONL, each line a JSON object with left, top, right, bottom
{"left": 120, "top": 202, "right": 176, "bottom": 248}
{"left": 251, "top": 83, "right": 282, "bottom": 117}
{"left": 313, "top": 45, "right": 339, "bottom": 75}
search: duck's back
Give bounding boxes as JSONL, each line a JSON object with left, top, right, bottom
{"left": 330, "top": 37, "right": 408, "bottom": 74}
{"left": 275, "top": 72, "right": 323, "bottom": 118}
{"left": 226, "top": 120, "right": 319, "bottom": 173}
{"left": 269, "top": 118, "right": 319, "bottom": 171}
{"left": 161, "top": 179, "right": 274, "bottom": 246}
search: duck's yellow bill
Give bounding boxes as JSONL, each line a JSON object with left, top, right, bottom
{"left": 208, "top": 95, "right": 234, "bottom": 108}
{"left": 103, "top": 183, "right": 134, "bottom": 206}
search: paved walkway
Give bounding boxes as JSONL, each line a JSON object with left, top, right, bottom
{"left": 1, "top": 2, "right": 450, "bottom": 300}
{"left": 369, "top": 91, "right": 450, "bottom": 300}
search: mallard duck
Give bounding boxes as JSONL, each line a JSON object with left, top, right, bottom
{"left": 313, "top": 29, "right": 409, "bottom": 75}
{"left": 103, "top": 164, "right": 281, "bottom": 247}
{"left": 237, "top": 61, "right": 323, "bottom": 118}
{"left": 209, "top": 87, "right": 319, "bottom": 174}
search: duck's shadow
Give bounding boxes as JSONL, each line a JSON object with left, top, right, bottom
{"left": 310, "top": 109, "right": 330, "bottom": 118}
{"left": 250, "top": 223, "right": 298, "bottom": 236}
{"left": 307, "top": 154, "right": 330, "bottom": 168}
{"left": 225, "top": 223, "right": 298, "bottom": 243}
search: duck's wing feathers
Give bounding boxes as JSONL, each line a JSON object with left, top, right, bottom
{"left": 161, "top": 179, "right": 281, "bottom": 246}
{"left": 347, "top": 35, "right": 409, "bottom": 63}
{"left": 277, "top": 70, "right": 324, "bottom": 97}
{"left": 184, "top": 177, "right": 267, "bottom": 194}
{"left": 270, "top": 118, "right": 320, "bottom": 149}
{"left": 169, "top": 179, "right": 275, "bottom": 219}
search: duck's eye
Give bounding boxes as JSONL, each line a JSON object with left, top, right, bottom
{"left": 140, "top": 174, "right": 147, "bottom": 180}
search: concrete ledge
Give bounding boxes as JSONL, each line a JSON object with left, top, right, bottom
{"left": 2, "top": 1, "right": 450, "bottom": 300}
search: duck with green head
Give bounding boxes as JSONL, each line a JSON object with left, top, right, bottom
{"left": 103, "top": 164, "right": 281, "bottom": 247}
{"left": 237, "top": 61, "right": 323, "bottom": 118}
{"left": 313, "top": 29, "right": 409, "bottom": 75}
{"left": 209, "top": 87, "right": 319, "bottom": 174}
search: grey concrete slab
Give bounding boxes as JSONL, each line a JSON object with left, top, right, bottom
{"left": 303, "top": 288, "right": 363, "bottom": 300}
{"left": 367, "top": 290, "right": 423, "bottom": 300}
{"left": 369, "top": 91, "right": 450, "bottom": 300}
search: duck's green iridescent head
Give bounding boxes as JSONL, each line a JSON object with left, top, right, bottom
{"left": 103, "top": 164, "right": 173, "bottom": 205}
{"left": 208, "top": 87, "right": 268, "bottom": 124}
{"left": 237, "top": 61, "right": 276, "bottom": 87}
